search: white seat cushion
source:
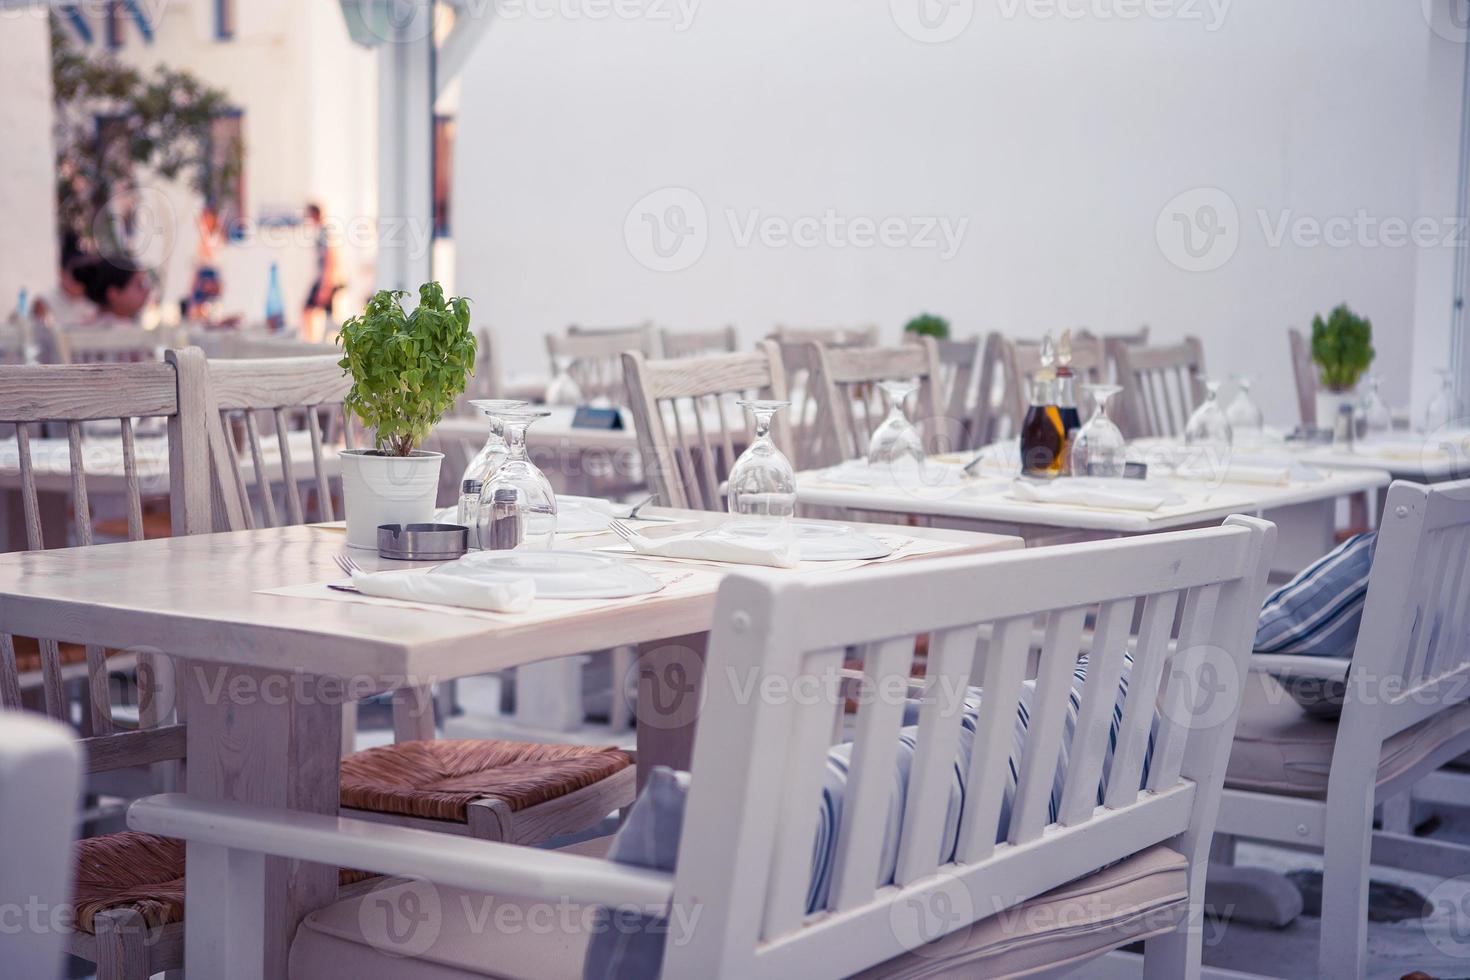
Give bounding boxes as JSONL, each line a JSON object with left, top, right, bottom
{"left": 288, "top": 840, "right": 1186, "bottom": 980}
{"left": 1226, "top": 671, "right": 1470, "bottom": 798}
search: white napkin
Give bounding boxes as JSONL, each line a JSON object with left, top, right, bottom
{"left": 1172, "top": 460, "right": 1304, "bottom": 486}
{"left": 349, "top": 569, "right": 536, "bottom": 612}
{"left": 1007, "top": 478, "right": 1183, "bottom": 512}
{"left": 815, "top": 458, "right": 966, "bottom": 489}
{"left": 620, "top": 531, "right": 800, "bottom": 568}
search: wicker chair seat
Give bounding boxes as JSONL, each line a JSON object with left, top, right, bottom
{"left": 71, "top": 832, "right": 372, "bottom": 935}
{"left": 339, "top": 739, "right": 633, "bottom": 823}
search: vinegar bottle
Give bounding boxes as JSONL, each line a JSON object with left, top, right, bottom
{"left": 1020, "top": 335, "right": 1066, "bottom": 478}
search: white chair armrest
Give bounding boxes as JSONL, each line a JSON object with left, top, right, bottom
{"left": 1250, "top": 654, "right": 1351, "bottom": 683}
{"left": 127, "top": 793, "right": 672, "bottom": 909}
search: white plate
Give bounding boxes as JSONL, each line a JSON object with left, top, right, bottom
{"left": 699, "top": 521, "right": 894, "bottom": 561}
{"left": 437, "top": 550, "right": 661, "bottom": 598}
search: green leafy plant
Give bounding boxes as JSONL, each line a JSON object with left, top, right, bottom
{"left": 903, "top": 313, "right": 950, "bottom": 340}
{"left": 337, "top": 283, "right": 477, "bottom": 456}
{"left": 1309, "top": 304, "right": 1375, "bottom": 392}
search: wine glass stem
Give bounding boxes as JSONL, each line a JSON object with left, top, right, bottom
{"left": 753, "top": 411, "right": 772, "bottom": 438}
{"left": 504, "top": 422, "right": 529, "bottom": 459}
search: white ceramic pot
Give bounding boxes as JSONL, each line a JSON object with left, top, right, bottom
{"left": 338, "top": 449, "right": 444, "bottom": 550}
{"left": 1315, "top": 389, "right": 1356, "bottom": 430}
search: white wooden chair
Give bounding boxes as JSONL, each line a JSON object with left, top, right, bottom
{"left": 0, "top": 713, "right": 83, "bottom": 980}
{"left": 768, "top": 325, "right": 880, "bottom": 467}
{"left": 0, "top": 351, "right": 213, "bottom": 980}
{"left": 622, "top": 342, "right": 793, "bottom": 510}
{"left": 548, "top": 324, "right": 655, "bottom": 404}
{"left": 127, "top": 514, "right": 1276, "bottom": 978}
{"left": 1213, "top": 477, "right": 1470, "bottom": 977}
{"left": 1288, "top": 326, "right": 1317, "bottom": 427}
{"left": 805, "top": 337, "right": 945, "bottom": 466}
{"left": 982, "top": 333, "right": 1109, "bottom": 446}
{"left": 916, "top": 335, "right": 984, "bottom": 451}
{"left": 1106, "top": 336, "right": 1208, "bottom": 440}
{"left": 660, "top": 324, "right": 739, "bottom": 359}
{"left": 197, "top": 353, "right": 638, "bottom": 842}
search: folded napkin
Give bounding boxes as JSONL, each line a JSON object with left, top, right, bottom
{"left": 349, "top": 568, "right": 536, "bottom": 612}
{"left": 620, "top": 531, "right": 800, "bottom": 568}
{"left": 1354, "top": 437, "right": 1450, "bottom": 460}
{"left": 1007, "top": 478, "right": 1183, "bottom": 512}
{"left": 1172, "top": 460, "right": 1311, "bottom": 486}
{"left": 815, "top": 458, "right": 966, "bottom": 489}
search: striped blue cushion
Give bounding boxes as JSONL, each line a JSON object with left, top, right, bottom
{"left": 1255, "top": 531, "right": 1377, "bottom": 658}
{"left": 584, "top": 654, "right": 1155, "bottom": 980}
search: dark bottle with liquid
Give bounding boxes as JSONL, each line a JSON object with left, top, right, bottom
{"left": 1054, "top": 330, "right": 1081, "bottom": 474}
{"left": 1020, "top": 354, "right": 1066, "bottom": 479}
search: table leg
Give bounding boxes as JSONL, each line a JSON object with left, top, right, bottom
{"left": 181, "top": 664, "right": 342, "bottom": 979}
{"left": 633, "top": 632, "right": 708, "bottom": 789}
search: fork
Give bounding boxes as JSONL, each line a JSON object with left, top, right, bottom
{"left": 333, "top": 553, "right": 363, "bottom": 577}
{"left": 607, "top": 519, "right": 646, "bottom": 547}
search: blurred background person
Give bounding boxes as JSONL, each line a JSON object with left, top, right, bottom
{"left": 74, "top": 258, "right": 152, "bottom": 328}
{"left": 301, "top": 202, "right": 341, "bottom": 341}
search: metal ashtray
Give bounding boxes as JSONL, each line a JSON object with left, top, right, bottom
{"left": 377, "top": 523, "right": 469, "bottom": 561}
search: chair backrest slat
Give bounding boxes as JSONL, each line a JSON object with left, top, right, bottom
{"left": 13, "top": 426, "right": 43, "bottom": 551}
{"left": 1107, "top": 337, "right": 1207, "bottom": 439}
{"left": 308, "top": 409, "right": 335, "bottom": 523}
{"left": 1008, "top": 605, "right": 1088, "bottom": 845}
{"left": 1055, "top": 596, "right": 1135, "bottom": 825}
{"left": 0, "top": 635, "right": 22, "bottom": 710}
{"left": 1147, "top": 583, "right": 1223, "bottom": 793}
{"left": 118, "top": 417, "right": 144, "bottom": 541}
{"left": 827, "top": 636, "right": 914, "bottom": 912}
{"left": 1288, "top": 327, "right": 1317, "bottom": 426}
{"left": 806, "top": 339, "right": 944, "bottom": 467}
{"left": 623, "top": 344, "right": 792, "bottom": 511}
{"left": 893, "top": 622, "right": 979, "bottom": 885}
{"left": 274, "top": 407, "right": 305, "bottom": 525}
{"left": 663, "top": 516, "right": 1277, "bottom": 976}
{"left": 66, "top": 421, "right": 93, "bottom": 546}
{"left": 241, "top": 411, "right": 279, "bottom": 526}
{"left": 1101, "top": 589, "right": 1181, "bottom": 809}
{"left": 760, "top": 644, "right": 848, "bottom": 940}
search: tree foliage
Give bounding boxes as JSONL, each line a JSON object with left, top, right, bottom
{"left": 903, "top": 312, "right": 951, "bottom": 340}
{"left": 1310, "top": 304, "right": 1375, "bottom": 392}
{"left": 50, "top": 16, "right": 241, "bottom": 262}
{"left": 338, "top": 283, "right": 478, "bottom": 457}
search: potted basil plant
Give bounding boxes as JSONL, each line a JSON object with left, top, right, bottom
{"left": 1309, "top": 304, "right": 1374, "bottom": 427}
{"left": 336, "top": 283, "right": 477, "bottom": 548}
{"left": 903, "top": 312, "right": 951, "bottom": 341}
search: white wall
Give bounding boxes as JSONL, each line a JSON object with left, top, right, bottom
{"left": 453, "top": 0, "right": 1446, "bottom": 426}
{"left": 0, "top": 9, "right": 59, "bottom": 310}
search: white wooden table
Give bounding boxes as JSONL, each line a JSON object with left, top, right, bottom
{"left": 0, "top": 510, "right": 1018, "bottom": 977}
{"left": 797, "top": 456, "right": 1391, "bottom": 576}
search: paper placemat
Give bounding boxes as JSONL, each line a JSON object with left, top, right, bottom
{"left": 597, "top": 532, "right": 966, "bottom": 574}
{"left": 256, "top": 562, "right": 721, "bottom": 625}
{"left": 304, "top": 517, "right": 698, "bottom": 540}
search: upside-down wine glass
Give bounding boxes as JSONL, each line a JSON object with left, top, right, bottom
{"left": 866, "top": 380, "right": 925, "bottom": 469}
{"left": 545, "top": 356, "right": 584, "bottom": 408}
{"left": 1225, "top": 375, "right": 1265, "bottom": 450}
{"left": 1359, "top": 375, "right": 1392, "bottom": 441}
{"left": 1423, "top": 369, "right": 1459, "bottom": 434}
{"left": 457, "top": 398, "right": 529, "bottom": 540}
{"left": 1184, "top": 379, "right": 1234, "bottom": 451}
{"left": 1069, "top": 384, "right": 1127, "bottom": 478}
{"left": 476, "top": 408, "right": 557, "bottom": 550}
{"left": 726, "top": 400, "right": 797, "bottom": 525}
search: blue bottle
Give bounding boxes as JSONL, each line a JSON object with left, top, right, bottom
{"left": 265, "top": 263, "right": 285, "bottom": 332}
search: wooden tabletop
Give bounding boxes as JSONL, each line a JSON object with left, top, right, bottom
{"left": 0, "top": 509, "right": 1020, "bottom": 684}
